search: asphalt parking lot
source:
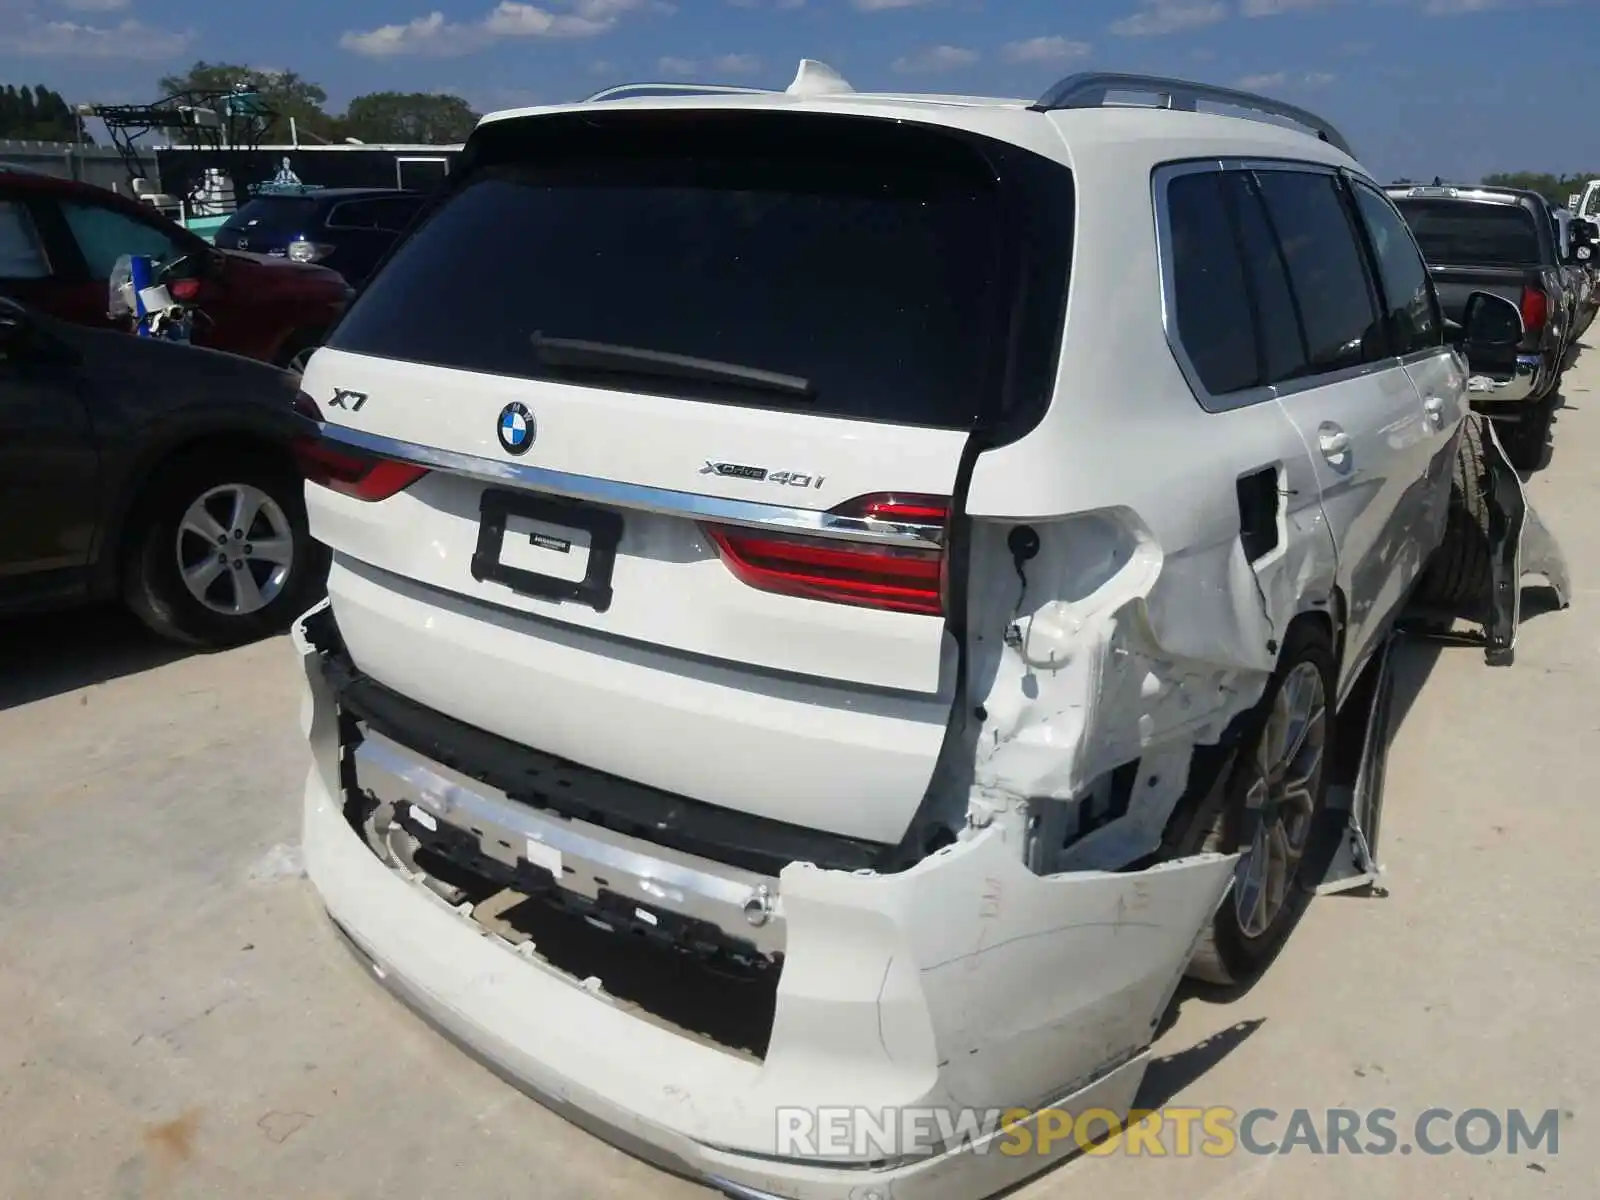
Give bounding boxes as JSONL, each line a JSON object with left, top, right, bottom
{"left": 4, "top": 349, "right": 1597, "bottom": 1200}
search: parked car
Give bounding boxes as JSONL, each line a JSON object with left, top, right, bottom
{"left": 0, "top": 167, "right": 351, "bottom": 372}
{"left": 1387, "top": 182, "right": 1576, "bottom": 468}
{"left": 290, "top": 63, "right": 1524, "bottom": 1200}
{"left": 1562, "top": 213, "right": 1599, "bottom": 338}
{"left": 0, "top": 294, "right": 327, "bottom": 646}
{"left": 213, "top": 187, "right": 427, "bottom": 288}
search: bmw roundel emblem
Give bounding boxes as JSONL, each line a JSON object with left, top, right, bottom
{"left": 497, "top": 402, "right": 535, "bottom": 456}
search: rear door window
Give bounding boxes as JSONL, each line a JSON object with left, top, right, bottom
{"left": 369, "top": 197, "right": 423, "bottom": 233}
{"left": 1393, "top": 199, "right": 1542, "bottom": 266}
{"left": 59, "top": 202, "right": 180, "bottom": 279}
{"left": 327, "top": 200, "right": 380, "bottom": 230}
{"left": 0, "top": 201, "right": 50, "bottom": 279}
{"left": 1351, "top": 182, "right": 1442, "bottom": 355}
{"left": 1224, "top": 173, "right": 1310, "bottom": 385}
{"left": 1253, "top": 170, "right": 1385, "bottom": 375}
{"left": 330, "top": 113, "right": 1045, "bottom": 429}
{"left": 1165, "top": 170, "right": 1260, "bottom": 397}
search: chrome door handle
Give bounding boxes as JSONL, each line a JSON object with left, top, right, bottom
{"left": 1424, "top": 395, "right": 1445, "bottom": 427}
{"left": 1317, "top": 422, "right": 1351, "bottom": 463}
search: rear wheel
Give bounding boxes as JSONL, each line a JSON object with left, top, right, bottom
{"left": 122, "top": 450, "right": 328, "bottom": 648}
{"left": 1498, "top": 395, "right": 1553, "bottom": 472}
{"left": 1415, "top": 415, "right": 1492, "bottom": 611}
{"left": 1162, "top": 620, "right": 1335, "bottom": 986}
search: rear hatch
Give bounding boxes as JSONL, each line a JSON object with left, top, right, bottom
{"left": 297, "top": 107, "right": 1072, "bottom": 848}
{"left": 215, "top": 194, "right": 324, "bottom": 255}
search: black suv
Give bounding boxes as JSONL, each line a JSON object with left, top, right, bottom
{"left": 214, "top": 187, "right": 425, "bottom": 287}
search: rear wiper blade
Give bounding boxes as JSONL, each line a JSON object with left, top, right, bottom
{"left": 529, "top": 332, "right": 814, "bottom": 399}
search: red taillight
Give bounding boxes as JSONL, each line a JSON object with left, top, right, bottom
{"left": 705, "top": 493, "right": 949, "bottom": 616}
{"left": 169, "top": 278, "right": 200, "bottom": 302}
{"left": 1521, "top": 285, "right": 1548, "bottom": 334}
{"left": 290, "top": 392, "right": 427, "bottom": 501}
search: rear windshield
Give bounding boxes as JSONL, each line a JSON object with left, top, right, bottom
{"left": 220, "top": 196, "right": 322, "bottom": 237}
{"left": 1393, "top": 199, "right": 1542, "bottom": 267}
{"left": 328, "top": 112, "right": 1071, "bottom": 429}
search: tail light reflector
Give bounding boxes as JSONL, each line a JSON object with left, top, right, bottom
{"left": 706, "top": 494, "right": 949, "bottom": 616}
{"left": 1521, "top": 285, "right": 1548, "bottom": 334}
{"left": 291, "top": 392, "right": 429, "bottom": 502}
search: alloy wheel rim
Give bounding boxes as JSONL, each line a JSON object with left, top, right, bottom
{"left": 1233, "top": 660, "right": 1327, "bottom": 940}
{"left": 175, "top": 483, "right": 294, "bottom": 617}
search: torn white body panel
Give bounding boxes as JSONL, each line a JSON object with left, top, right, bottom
{"left": 297, "top": 615, "right": 1236, "bottom": 1199}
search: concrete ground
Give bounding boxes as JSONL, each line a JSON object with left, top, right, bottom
{"left": 3, "top": 348, "right": 1596, "bottom": 1200}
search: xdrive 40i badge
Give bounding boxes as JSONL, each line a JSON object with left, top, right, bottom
{"left": 700, "top": 461, "right": 826, "bottom": 489}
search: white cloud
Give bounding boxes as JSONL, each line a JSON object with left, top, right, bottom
{"left": 1001, "top": 35, "right": 1092, "bottom": 65}
{"left": 653, "top": 52, "right": 762, "bottom": 75}
{"left": 1240, "top": 0, "right": 1336, "bottom": 13}
{"left": 1235, "top": 68, "right": 1338, "bottom": 89}
{"left": 1110, "top": 2, "right": 1229, "bottom": 35}
{"left": 891, "top": 43, "right": 978, "bottom": 73}
{"left": 0, "top": 16, "right": 193, "bottom": 57}
{"left": 55, "top": 0, "right": 131, "bottom": 11}
{"left": 727, "top": 0, "right": 804, "bottom": 7}
{"left": 854, "top": 0, "right": 939, "bottom": 10}
{"left": 342, "top": 0, "right": 658, "bottom": 57}
{"left": 713, "top": 52, "right": 762, "bottom": 73}
{"left": 1421, "top": 0, "right": 1502, "bottom": 12}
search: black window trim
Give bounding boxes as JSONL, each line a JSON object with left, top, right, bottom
{"left": 1344, "top": 173, "right": 1448, "bottom": 367}
{"left": 1154, "top": 156, "right": 1411, "bottom": 414}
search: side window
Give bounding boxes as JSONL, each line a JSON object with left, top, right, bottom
{"left": 0, "top": 200, "right": 51, "bottom": 280}
{"left": 60, "top": 202, "right": 179, "bottom": 279}
{"left": 1223, "top": 174, "right": 1310, "bottom": 384}
{"left": 1253, "top": 170, "right": 1386, "bottom": 375}
{"left": 1166, "top": 170, "right": 1260, "bottom": 397}
{"left": 1351, "top": 182, "right": 1442, "bottom": 355}
{"left": 372, "top": 198, "right": 423, "bottom": 233}
{"left": 328, "top": 200, "right": 378, "bottom": 230}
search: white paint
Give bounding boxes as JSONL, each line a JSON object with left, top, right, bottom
{"left": 523, "top": 837, "right": 561, "bottom": 878}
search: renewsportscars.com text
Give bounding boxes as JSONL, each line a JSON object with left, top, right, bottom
{"left": 775, "top": 1105, "right": 1562, "bottom": 1159}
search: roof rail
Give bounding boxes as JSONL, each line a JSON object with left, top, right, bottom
{"left": 585, "top": 82, "right": 774, "bottom": 103}
{"left": 1031, "top": 71, "right": 1355, "bottom": 159}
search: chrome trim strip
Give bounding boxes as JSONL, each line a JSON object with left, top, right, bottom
{"left": 355, "top": 732, "right": 785, "bottom": 954}
{"left": 317, "top": 422, "right": 946, "bottom": 548}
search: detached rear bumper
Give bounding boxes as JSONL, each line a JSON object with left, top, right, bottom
{"left": 295, "top": 603, "right": 1236, "bottom": 1200}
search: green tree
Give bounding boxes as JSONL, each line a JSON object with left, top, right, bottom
{"left": 0, "top": 82, "right": 89, "bottom": 141}
{"left": 342, "top": 91, "right": 480, "bottom": 145}
{"left": 157, "top": 61, "right": 340, "bottom": 144}
{"left": 1482, "top": 171, "right": 1599, "bottom": 207}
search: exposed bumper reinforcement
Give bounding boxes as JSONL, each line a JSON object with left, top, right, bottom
{"left": 295, "top": 600, "right": 1237, "bottom": 1200}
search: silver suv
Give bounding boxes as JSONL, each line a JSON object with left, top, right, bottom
{"left": 290, "top": 63, "right": 1527, "bottom": 1200}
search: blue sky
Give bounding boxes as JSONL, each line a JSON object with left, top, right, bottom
{"left": 2, "top": 0, "right": 1596, "bottom": 182}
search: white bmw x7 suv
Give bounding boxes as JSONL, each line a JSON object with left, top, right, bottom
{"left": 289, "top": 62, "right": 1511, "bottom": 1200}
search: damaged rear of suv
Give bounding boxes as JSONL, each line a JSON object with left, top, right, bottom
{"left": 290, "top": 64, "right": 1563, "bottom": 1200}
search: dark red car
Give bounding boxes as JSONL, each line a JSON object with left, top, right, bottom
{"left": 0, "top": 166, "right": 351, "bottom": 370}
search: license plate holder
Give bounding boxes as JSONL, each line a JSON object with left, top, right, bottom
{"left": 470, "top": 489, "right": 623, "bottom": 613}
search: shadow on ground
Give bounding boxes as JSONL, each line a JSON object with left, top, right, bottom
{"left": 0, "top": 607, "right": 191, "bottom": 711}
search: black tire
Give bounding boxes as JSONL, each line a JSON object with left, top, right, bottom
{"left": 1415, "top": 415, "right": 1493, "bottom": 611}
{"left": 121, "top": 448, "right": 328, "bottom": 649}
{"left": 1500, "top": 395, "right": 1553, "bottom": 472}
{"left": 1160, "top": 619, "right": 1337, "bottom": 987}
